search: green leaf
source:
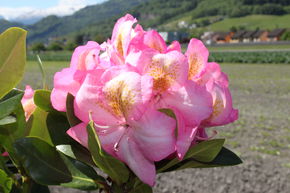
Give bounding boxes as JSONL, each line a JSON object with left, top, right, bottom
{"left": 56, "top": 143, "right": 95, "bottom": 166}
{"left": 133, "top": 183, "right": 153, "bottom": 193}
{"left": 0, "top": 116, "right": 17, "bottom": 126}
{"left": 0, "top": 90, "right": 23, "bottom": 119}
{"left": 157, "top": 139, "right": 225, "bottom": 173}
{"left": 36, "top": 55, "right": 47, "bottom": 89}
{"left": 46, "top": 113, "right": 72, "bottom": 145}
{"left": 0, "top": 27, "right": 27, "bottom": 99}
{"left": 184, "top": 139, "right": 225, "bottom": 162}
{"left": 28, "top": 108, "right": 52, "bottom": 145}
{"left": 33, "top": 90, "right": 54, "bottom": 112}
{"left": 0, "top": 91, "right": 26, "bottom": 155}
{"left": 0, "top": 169, "right": 13, "bottom": 193}
{"left": 166, "top": 147, "right": 242, "bottom": 172}
{"left": 87, "top": 121, "right": 129, "bottom": 185}
{"left": 13, "top": 137, "right": 105, "bottom": 190}
{"left": 66, "top": 93, "right": 81, "bottom": 127}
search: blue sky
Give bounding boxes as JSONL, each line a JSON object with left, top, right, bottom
{"left": 0, "top": 1, "right": 57, "bottom": 8}
{"left": 0, "top": 0, "right": 107, "bottom": 22}
{"left": 0, "top": 0, "right": 105, "bottom": 8}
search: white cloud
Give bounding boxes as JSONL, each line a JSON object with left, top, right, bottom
{"left": 0, "top": 0, "right": 106, "bottom": 24}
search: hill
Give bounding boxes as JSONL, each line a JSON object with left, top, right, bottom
{"left": 209, "top": 14, "right": 290, "bottom": 31}
{"left": 1, "top": 0, "right": 290, "bottom": 44}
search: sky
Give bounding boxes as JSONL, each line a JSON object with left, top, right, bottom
{"left": 0, "top": 0, "right": 107, "bottom": 22}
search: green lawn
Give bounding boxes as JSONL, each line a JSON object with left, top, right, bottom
{"left": 209, "top": 14, "right": 290, "bottom": 31}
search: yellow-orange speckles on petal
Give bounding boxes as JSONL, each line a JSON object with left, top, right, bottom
{"left": 104, "top": 80, "right": 136, "bottom": 118}
{"left": 116, "top": 34, "right": 124, "bottom": 57}
{"left": 188, "top": 54, "right": 203, "bottom": 80}
{"left": 206, "top": 98, "right": 224, "bottom": 121}
{"left": 147, "top": 55, "right": 181, "bottom": 92}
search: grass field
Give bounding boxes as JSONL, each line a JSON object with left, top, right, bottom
{"left": 161, "top": 14, "right": 290, "bottom": 33}
{"left": 209, "top": 14, "right": 290, "bottom": 31}
{"left": 22, "top": 61, "right": 290, "bottom": 192}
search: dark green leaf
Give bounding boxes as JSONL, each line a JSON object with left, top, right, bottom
{"left": 46, "top": 113, "right": 72, "bottom": 145}
{"left": 31, "top": 182, "right": 50, "bottom": 193}
{"left": 13, "top": 137, "right": 105, "bottom": 190}
{"left": 166, "top": 147, "right": 242, "bottom": 172}
{"left": 131, "top": 179, "right": 153, "bottom": 193}
{"left": 66, "top": 93, "right": 81, "bottom": 127}
{"left": 87, "top": 121, "right": 129, "bottom": 185}
{"left": 157, "top": 139, "right": 225, "bottom": 173}
{"left": 0, "top": 99, "right": 26, "bottom": 156}
{"left": 0, "top": 91, "right": 23, "bottom": 119}
{"left": 0, "top": 169, "right": 13, "bottom": 193}
{"left": 56, "top": 143, "right": 95, "bottom": 166}
{"left": 133, "top": 183, "right": 153, "bottom": 193}
{"left": 0, "top": 27, "right": 27, "bottom": 99}
{"left": 33, "top": 90, "right": 54, "bottom": 112}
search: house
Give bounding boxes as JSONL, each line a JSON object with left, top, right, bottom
{"left": 230, "top": 31, "right": 246, "bottom": 43}
{"left": 253, "top": 30, "right": 268, "bottom": 42}
{"left": 201, "top": 31, "right": 215, "bottom": 45}
{"left": 267, "top": 28, "right": 286, "bottom": 42}
{"left": 242, "top": 31, "right": 256, "bottom": 43}
{"left": 159, "top": 32, "right": 189, "bottom": 43}
{"left": 213, "top": 32, "right": 234, "bottom": 44}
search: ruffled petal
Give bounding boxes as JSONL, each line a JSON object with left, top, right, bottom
{"left": 51, "top": 68, "right": 85, "bottom": 112}
{"left": 67, "top": 123, "right": 88, "bottom": 147}
{"left": 202, "top": 82, "right": 238, "bottom": 127}
{"left": 116, "top": 133, "right": 156, "bottom": 186}
{"left": 74, "top": 71, "right": 120, "bottom": 125}
{"left": 130, "top": 106, "right": 176, "bottom": 161}
{"left": 102, "top": 72, "right": 153, "bottom": 121}
{"left": 111, "top": 14, "right": 137, "bottom": 57}
{"left": 143, "top": 30, "right": 167, "bottom": 53}
{"left": 70, "top": 41, "right": 100, "bottom": 70}
{"left": 162, "top": 80, "right": 213, "bottom": 126}
{"left": 186, "top": 38, "right": 209, "bottom": 80}
{"left": 167, "top": 41, "right": 181, "bottom": 52}
{"left": 145, "top": 51, "right": 188, "bottom": 92}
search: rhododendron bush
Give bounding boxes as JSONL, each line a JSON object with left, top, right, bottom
{"left": 0, "top": 14, "right": 242, "bottom": 193}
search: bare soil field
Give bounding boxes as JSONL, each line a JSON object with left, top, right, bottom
{"left": 22, "top": 62, "right": 290, "bottom": 193}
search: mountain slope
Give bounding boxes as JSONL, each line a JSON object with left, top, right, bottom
{"left": 26, "top": 0, "right": 148, "bottom": 43}
{"left": 1, "top": 0, "right": 290, "bottom": 44}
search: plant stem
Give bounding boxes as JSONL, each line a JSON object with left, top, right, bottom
{"left": 22, "top": 176, "right": 32, "bottom": 193}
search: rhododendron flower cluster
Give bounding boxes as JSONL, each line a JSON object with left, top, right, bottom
{"left": 51, "top": 14, "right": 238, "bottom": 186}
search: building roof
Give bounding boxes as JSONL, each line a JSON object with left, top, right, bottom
{"left": 252, "top": 30, "right": 267, "bottom": 38}
{"left": 243, "top": 31, "right": 256, "bottom": 39}
{"left": 232, "top": 31, "right": 246, "bottom": 39}
{"left": 214, "top": 32, "right": 230, "bottom": 40}
{"left": 268, "top": 28, "right": 286, "bottom": 38}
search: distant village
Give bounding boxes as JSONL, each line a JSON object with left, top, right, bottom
{"left": 160, "top": 28, "right": 288, "bottom": 45}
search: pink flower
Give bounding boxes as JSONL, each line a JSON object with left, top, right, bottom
{"left": 51, "top": 13, "right": 238, "bottom": 186}
{"left": 21, "top": 85, "right": 36, "bottom": 120}
{"left": 67, "top": 70, "right": 176, "bottom": 186}
{"left": 51, "top": 41, "right": 101, "bottom": 111}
